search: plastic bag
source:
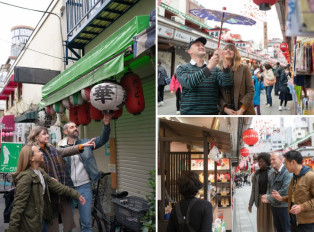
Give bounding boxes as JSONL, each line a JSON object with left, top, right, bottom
{"left": 208, "top": 145, "right": 220, "bottom": 161}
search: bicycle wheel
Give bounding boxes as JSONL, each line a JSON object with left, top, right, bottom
{"left": 91, "top": 213, "right": 103, "bottom": 232}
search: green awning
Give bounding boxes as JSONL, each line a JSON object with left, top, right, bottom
{"left": 42, "top": 15, "right": 150, "bottom": 99}
{"left": 285, "top": 132, "right": 314, "bottom": 149}
{"left": 39, "top": 54, "right": 124, "bottom": 109}
{"left": 15, "top": 110, "right": 39, "bottom": 123}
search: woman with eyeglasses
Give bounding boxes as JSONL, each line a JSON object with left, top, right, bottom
{"left": 248, "top": 153, "right": 275, "bottom": 232}
{"left": 218, "top": 43, "right": 256, "bottom": 115}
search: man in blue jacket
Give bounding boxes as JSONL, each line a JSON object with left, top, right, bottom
{"left": 261, "top": 152, "right": 292, "bottom": 232}
{"left": 58, "top": 114, "right": 112, "bottom": 232}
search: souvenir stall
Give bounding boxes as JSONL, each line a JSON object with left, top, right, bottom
{"left": 158, "top": 119, "right": 233, "bottom": 232}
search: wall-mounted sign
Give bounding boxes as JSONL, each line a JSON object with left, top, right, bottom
{"left": 158, "top": 25, "right": 174, "bottom": 39}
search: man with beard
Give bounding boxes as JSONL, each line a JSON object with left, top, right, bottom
{"left": 58, "top": 114, "right": 112, "bottom": 232}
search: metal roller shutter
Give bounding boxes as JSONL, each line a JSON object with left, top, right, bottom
{"left": 115, "top": 75, "right": 155, "bottom": 198}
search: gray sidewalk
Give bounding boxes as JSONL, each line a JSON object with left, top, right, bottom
{"left": 233, "top": 185, "right": 257, "bottom": 232}
{"left": 158, "top": 89, "right": 296, "bottom": 115}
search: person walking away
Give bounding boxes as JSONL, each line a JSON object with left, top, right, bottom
{"left": 158, "top": 60, "right": 169, "bottom": 107}
{"left": 58, "top": 114, "right": 112, "bottom": 232}
{"left": 272, "top": 150, "right": 314, "bottom": 232}
{"left": 262, "top": 64, "right": 276, "bottom": 108}
{"left": 5, "top": 145, "right": 86, "bottom": 232}
{"left": 176, "top": 36, "right": 233, "bottom": 115}
{"left": 261, "top": 152, "right": 292, "bottom": 232}
{"left": 248, "top": 153, "right": 275, "bottom": 232}
{"left": 167, "top": 171, "right": 213, "bottom": 232}
{"left": 278, "top": 66, "right": 292, "bottom": 111}
{"left": 252, "top": 68, "right": 264, "bottom": 115}
{"left": 274, "top": 62, "right": 283, "bottom": 96}
{"left": 27, "top": 126, "right": 95, "bottom": 232}
{"left": 169, "top": 68, "right": 182, "bottom": 115}
{"left": 219, "top": 43, "right": 255, "bottom": 115}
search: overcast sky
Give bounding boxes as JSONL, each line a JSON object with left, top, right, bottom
{"left": 196, "top": 0, "right": 283, "bottom": 46}
{"left": 0, "top": 0, "right": 52, "bottom": 65}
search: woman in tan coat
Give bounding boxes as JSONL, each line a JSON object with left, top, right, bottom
{"left": 218, "top": 43, "right": 255, "bottom": 115}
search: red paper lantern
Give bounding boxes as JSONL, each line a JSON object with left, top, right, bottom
{"left": 120, "top": 72, "right": 145, "bottom": 115}
{"left": 69, "top": 106, "right": 80, "bottom": 126}
{"left": 78, "top": 103, "right": 91, "bottom": 125}
{"left": 280, "top": 42, "right": 288, "bottom": 52}
{"left": 90, "top": 104, "right": 104, "bottom": 121}
{"left": 45, "top": 105, "right": 55, "bottom": 116}
{"left": 240, "top": 148, "right": 250, "bottom": 157}
{"left": 112, "top": 108, "right": 123, "bottom": 120}
{"left": 81, "top": 87, "right": 92, "bottom": 102}
{"left": 243, "top": 129, "right": 258, "bottom": 146}
{"left": 253, "top": 0, "right": 278, "bottom": 11}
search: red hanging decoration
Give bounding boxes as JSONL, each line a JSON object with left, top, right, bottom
{"left": 240, "top": 147, "right": 250, "bottom": 157}
{"left": 45, "top": 105, "right": 55, "bottom": 116}
{"left": 253, "top": 0, "right": 278, "bottom": 11}
{"left": 243, "top": 129, "right": 258, "bottom": 146}
{"left": 280, "top": 42, "right": 288, "bottom": 52}
{"left": 78, "top": 103, "right": 91, "bottom": 125}
{"left": 81, "top": 86, "right": 92, "bottom": 102}
{"left": 90, "top": 104, "right": 104, "bottom": 121}
{"left": 112, "top": 108, "right": 123, "bottom": 120}
{"left": 120, "top": 72, "right": 145, "bottom": 115}
{"left": 69, "top": 106, "right": 80, "bottom": 126}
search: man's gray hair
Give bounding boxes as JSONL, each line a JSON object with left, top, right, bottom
{"left": 63, "top": 121, "right": 75, "bottom": 131}
{"left": 272, "top": 152, "right": 284, "bottom": 160}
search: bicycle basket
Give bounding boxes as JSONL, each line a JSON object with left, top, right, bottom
{"left": 112, "top": 196, "right": 150, "bottom": 232}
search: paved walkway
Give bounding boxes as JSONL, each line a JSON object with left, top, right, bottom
{"left": 233, "top": 185, "right": 257, "bottom": 232}
{"left": 158, "top": 89, "right": 296, "bottom": 115}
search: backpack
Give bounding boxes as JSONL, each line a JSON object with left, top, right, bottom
{"left": 3, "top": 187, "right": 15, "bottom": 223}
{"left": 176, "top": 198, "right": 198, "bottom": 232}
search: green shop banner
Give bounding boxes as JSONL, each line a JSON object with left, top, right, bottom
{"left": 0, "top": 143, "right": 22, "bottom": 173}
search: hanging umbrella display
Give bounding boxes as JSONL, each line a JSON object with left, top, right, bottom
{"left": 189, "top": 7, "right": 256, "bottom": 48}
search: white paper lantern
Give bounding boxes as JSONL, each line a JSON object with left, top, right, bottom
{"left": 62, "top": 97, "right": 72, "bottom": 109}
{"left": 69, "top": 92, "right": 84, "bottom": 106}
{"left": 53, "top": 101, "right": 65, "bottom": 113}
{"left": 90, "top": 82, "right": 126, "bottom": 113}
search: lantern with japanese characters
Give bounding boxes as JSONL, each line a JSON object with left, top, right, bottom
{"left": 240, "top": 148, "right": 250, "bottom": 157}
{"left": 89, "top": 104, "right": 104, "bottom": 121}
{"left": 78, "top": 103, "right": 91, "bottom": 125}
{"left": 90, "top": 82, "right": 126, "bottom": 114}
{"left": 53, "top": 101, "right": 65, "bottom": 113}
{"left": 70, "top": 92, "right": 85, "bottom": 106}
{"left": 243, "top": 129, "right": 258, "bottom": 146}
{"left": 45, "top": 105, "right": 55, "bottom": 116}
{"left": 81, "top": 87, "right": 92, "bottom": 102}
{"left": 253, "top": 0, "right": 278, "bottom": 11}
{"left": 120, "top": 72, "right": 145, "bottom": 115}
{"left": 112, "top": 108, "right": 123, "bottom": 120}
{"left": 280, "top": 42, "right": 288, "bottom": 52}
{"left": 69, "top": 106, "right": 80, "bottom": 126}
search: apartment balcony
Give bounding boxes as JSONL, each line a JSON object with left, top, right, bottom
{"left": 66, "top": 0, "right": 139, "bottom": 50}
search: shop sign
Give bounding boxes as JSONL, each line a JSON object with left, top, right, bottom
{"left": 158, "top": 25, "right": 174, "bottom": 39}
{"left": 0, "top": 143, "right": 22, "bottom": 173}
{"left": 206, "top": 41, "right": 218, "bottom": 49}
{"left": 174, "top": 30, "right": 197, "bottom": 43}
{"left": 264, "top": 22, "right": 268, "bottom": 49}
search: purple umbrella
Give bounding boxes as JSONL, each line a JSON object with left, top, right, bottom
{"left": 190, "top": 7, "right": 256, "bottom": 47}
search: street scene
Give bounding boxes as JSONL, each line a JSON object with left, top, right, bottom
{"left": 0, "top": 0, "right": 155, "bottom": 231}
{"left": 158, "top": 0, "right": 314, "bottom": 115}
{"left": 158, "top": 116, "right": 314, "bottom": 231}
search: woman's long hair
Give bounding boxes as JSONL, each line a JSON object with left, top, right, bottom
{"left": 218, "top": 43, "right": 242, "bottom": 71}
{"left": 16, "top": 145, "right": 34, "bottom": 174}
{"left": 27, "top": 126, "right": 50, "bottom": 146}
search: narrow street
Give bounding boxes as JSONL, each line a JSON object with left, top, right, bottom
{"left": 233, "top": 185, "right": 257, "bottom": 232}
{"left": 158, "top": 89, "right": 296, "bottom": 115}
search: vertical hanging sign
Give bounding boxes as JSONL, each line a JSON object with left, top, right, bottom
{"left": 264, "top": 22, "right": 268, "bottom": 49}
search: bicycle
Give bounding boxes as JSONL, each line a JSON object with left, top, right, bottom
{"left": 91, "top": 172, "right": 133, "bottom": 232}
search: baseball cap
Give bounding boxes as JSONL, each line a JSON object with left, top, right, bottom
{"left": 188, "top": 37, "right": 207, "bottom": 49}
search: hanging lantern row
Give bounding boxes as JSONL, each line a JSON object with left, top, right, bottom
{"left": 44, "top": 72, "right": 144, "bottom": 125}
{"left": 2, "top": 132, "right": 14, "bottom": 137}
{"left": 240, "top": 147, "right": 250, "bottom": 157}
{"left": 243, "top": 128, "right": 259, "bottom": 146}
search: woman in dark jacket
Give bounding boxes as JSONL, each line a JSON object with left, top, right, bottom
{"left": 167, "top": 171, "right": 213, "bottom": 232}
{"left": 278, "top": 66, "right": 292, "bottom": 111}
{"left": 248, "top": 153, "right": 275, "bottom": 232}
{"left": 6, "top": 145, "right": 86, "bottom": 232}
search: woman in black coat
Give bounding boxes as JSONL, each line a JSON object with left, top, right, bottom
{"left": 278, "top": 66, "right": 292, "bottom": 111}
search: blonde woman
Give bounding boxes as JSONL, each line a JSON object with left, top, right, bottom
{"left": 6, "top": 145, "right": 85, "bottom": 232}
{"left": 27, "top": 126, "right": 95, "bottom": 232}
{"left": 219, "top": 43, "right": 255, "bottom": 115}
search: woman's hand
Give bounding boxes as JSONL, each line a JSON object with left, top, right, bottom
{"left": 78, "top": 195, "right": 86, "bottom": 205}
{"left": 81, "top": 138, "right": 96, "bottom": 149}
{"left": 235, "top": 108, "right": 245, "bottom": 115}
{"left": 170, "top": 91, "right": 174, "bottom": 94}
{"left": 248, "top": 205, "right": 252, "bottom": 213}
{"left": 224, "top": 107, "right": 236, "bottom": 115}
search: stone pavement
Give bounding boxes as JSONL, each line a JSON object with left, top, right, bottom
{"left": 233, "top": 185, "right": 257, "bottom": 232}
{"left": 158, "top": 89, "right": 296, "bottom": 115}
